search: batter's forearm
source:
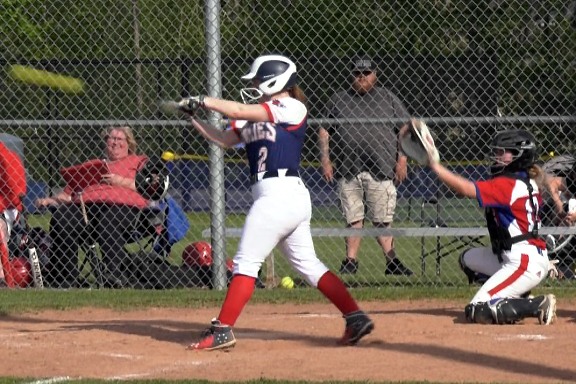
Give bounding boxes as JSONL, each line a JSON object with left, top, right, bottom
{"left": 190, "top": 118, "right": 234, "bottom": 148}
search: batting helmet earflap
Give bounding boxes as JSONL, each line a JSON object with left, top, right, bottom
{"left": 136, "top": 156, "right": 170, "bottom": 201}
{"left": 10, "top": 256, "right": 32, "bottom": 288}
{"left": 182, "top": 241, "right": 212, "bottom": 269}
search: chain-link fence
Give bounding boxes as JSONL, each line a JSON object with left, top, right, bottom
{"left": 1, "top": 0, "right": 575, "bottom": 290}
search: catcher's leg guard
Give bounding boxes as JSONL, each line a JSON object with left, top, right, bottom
{"left": 465, "top": 302, "right": 495, "bottom": 324}
{"left": 465, "top": 295, "right": 555, "bottom": 325}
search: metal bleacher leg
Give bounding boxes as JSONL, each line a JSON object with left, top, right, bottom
{"left": 420, "top": 199, "right": 426, "bottom": 275}
{"left": 421, "top": 195, "right": 444, "bottom": 276}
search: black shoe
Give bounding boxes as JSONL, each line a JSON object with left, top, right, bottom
{"left": 0, "top": 278, "right": 7, "bottom": 288}
{"left": 255, "top": 277, "right": 266, "bottom": 289}
{"left": 385, "top": 258, "right": 413, "bottom": 276}
{"left": 339, "top": 258, "right": 359, "bottom": 274}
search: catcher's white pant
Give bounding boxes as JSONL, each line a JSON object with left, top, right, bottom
{"left": 232, "top": 176, "right": 329, "bottom": 287}
{"left": 462, "top": 244, "right": 549, "bottom": 303}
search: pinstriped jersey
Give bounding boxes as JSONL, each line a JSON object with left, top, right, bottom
{"left": 231, "top": 97, "right": 307, "bottom": 176}
{"left": 474, "top": 174, "right": 546, "bottom": 250}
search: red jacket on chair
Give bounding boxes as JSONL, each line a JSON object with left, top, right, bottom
{"left": 0, "top": 142, "right": 26, "bottom": 212}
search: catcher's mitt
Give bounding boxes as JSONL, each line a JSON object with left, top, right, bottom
{"left": 399, "top": 119, "right": 440, "bottom": 166}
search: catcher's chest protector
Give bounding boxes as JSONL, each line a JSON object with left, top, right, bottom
{"left": 0, "top": 143, "right": 26, "bottom": 211}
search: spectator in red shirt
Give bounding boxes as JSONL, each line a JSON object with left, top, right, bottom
{"left": 36, "top": 126, "right": 148, "bottom": 288}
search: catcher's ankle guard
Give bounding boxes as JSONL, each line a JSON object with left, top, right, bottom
{"left": 465, "top": 297, "right": 543, "bottom": 325}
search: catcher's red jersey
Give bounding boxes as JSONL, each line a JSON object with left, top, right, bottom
{"left": 474, "top": 174, "right": 546, "bottom": 250}
{"left": 0, "top": 142, "right": 26, "bottom": 212}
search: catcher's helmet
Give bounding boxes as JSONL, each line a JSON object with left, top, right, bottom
{"left": 135, "top": 156, "right": 170, "bottom": 201}
{"left": 240, "top": 55, "right": 297, "bottom": 103}
{"left": 10, "top": 256, "right": 32, "bottom": 288}
{"left": 182, "top": 241, "right": 212, "bottom": 269}
{"left": 490, "top": 129, "right": 537, "bottom": 175}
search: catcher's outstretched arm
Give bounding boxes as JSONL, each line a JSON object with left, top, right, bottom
{"left": 429, "top": 162, "right": 476, "bottom": 198}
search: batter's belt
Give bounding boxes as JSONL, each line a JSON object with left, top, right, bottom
{"left": 250, "top": 169, "right": 300, "bottom": 185}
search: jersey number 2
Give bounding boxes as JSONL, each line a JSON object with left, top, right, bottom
{"left": 257, "top": 147, "right": 268, "bottom": 172}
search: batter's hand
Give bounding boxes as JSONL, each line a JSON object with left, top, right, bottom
{"left": 321, "top": 159, "right": 334, "bottom": 183}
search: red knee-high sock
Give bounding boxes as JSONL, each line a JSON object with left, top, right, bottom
{"left": 217, "top": 274, "right": 256, "bottom": 326}
{"left": 316, "top": 271, "right": 360, "bottom": 315}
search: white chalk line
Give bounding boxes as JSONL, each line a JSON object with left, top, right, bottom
{"left": 105, "top": 360, "right": 206, "bottom": 381}
{"left": 25, "top": 377, "right": 71, "bottom": 384}
{"left": 495, "top": 334, "right": 550, "bottom": 341}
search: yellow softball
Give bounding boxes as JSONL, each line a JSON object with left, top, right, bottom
{"left": 280, "top": 276, "right": 294, "bottom": 289}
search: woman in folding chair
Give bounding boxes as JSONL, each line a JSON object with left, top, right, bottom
{"left": 36, "top": 126, "right": 152, "bottom": 288}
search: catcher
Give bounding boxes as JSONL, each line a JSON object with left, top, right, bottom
{"left": 400, "top": 122, "right": 556, "bottom": 325}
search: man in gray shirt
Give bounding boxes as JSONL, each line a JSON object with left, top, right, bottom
{"left": 318, "top": 55, "right": 413, "bottom": 276}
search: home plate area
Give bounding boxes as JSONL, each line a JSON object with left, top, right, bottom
{"left": 1, "top": 300, "right": 575, "bottom": 383}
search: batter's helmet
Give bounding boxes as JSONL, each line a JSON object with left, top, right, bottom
{"left": 135, "top": 156, "right": 170, "bottom": 201}
{"left": 10, "top": 256, "right": 32, "bottom": 288}
{"left": 182, "top": 241, "right": 212, "bottom": 269}
{"left": 240, "top": 54, "right": 297, "bottom": 103}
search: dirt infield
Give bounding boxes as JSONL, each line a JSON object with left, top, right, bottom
{"left": 1, "top": 299, "right": 575, "bottom": 383}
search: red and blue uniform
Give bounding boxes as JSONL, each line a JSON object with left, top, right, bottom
{"left": 231, "top": 98, "right": 307, "bottom": 176}
{"left": 463, "top": 173, "right": 549, "bottom": 303}
{"left": 228, "top": 96, "right": 329, "bottom": 286}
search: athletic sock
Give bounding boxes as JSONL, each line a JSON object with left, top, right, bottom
{"left": 316, "top": 271, "right": 360, "bottom": 315}
{"left": 217, "top": 274, "right": 256, "bottom": 326}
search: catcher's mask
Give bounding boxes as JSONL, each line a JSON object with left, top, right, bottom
{"left": 489, "top": 129, "right": 537, "bottom": 175}
{"left": 240, "top": 54, "right": 298, "bottom": 103}
{"left": 10, "top": 256, "right": 32, "bottom": 288}
{"left": 182, "top": 241, "right": 212, "bottom": 269}
{"left": 135, "top": 157, "right": 169, "bottom": 201}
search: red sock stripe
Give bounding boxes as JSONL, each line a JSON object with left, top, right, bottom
{"left": 316, "top": 271, "right": 360, "bottom": 315}
{"left": 217, "top": 274, "right": 256, "bottom": 326}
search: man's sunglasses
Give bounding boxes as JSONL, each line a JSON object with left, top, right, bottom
{"left": 352, "top": 70, "right": 373, "bottom": 77}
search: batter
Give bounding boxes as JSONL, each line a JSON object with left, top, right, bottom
{"left": 183, "top": 54, "right": 374, "bottom": 350}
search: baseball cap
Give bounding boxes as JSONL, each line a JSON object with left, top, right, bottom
{"left": 350, "top": 55, "right": 375, "bottom": 72}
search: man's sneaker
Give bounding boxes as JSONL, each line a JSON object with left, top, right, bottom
{"left": 339, "top": 310, "right": 374, "bottom": 345}
{"left": 0, "top": 278, "right": 7, "bottom": 288}
{"left": 339, "top": 258, "right": 359, "bottom": 274}
{"left": 537, "top": 294, "right": 557, "bottom": 325}
{"left": 385, "top": 258, "right": 413, "bottom": 276}
{"left": 187, "top": 319, "right": 236, "bottom": 351}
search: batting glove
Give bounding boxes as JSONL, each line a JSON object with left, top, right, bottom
{"left": 178, "top": 95, "right": 205, "bottom": 115}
